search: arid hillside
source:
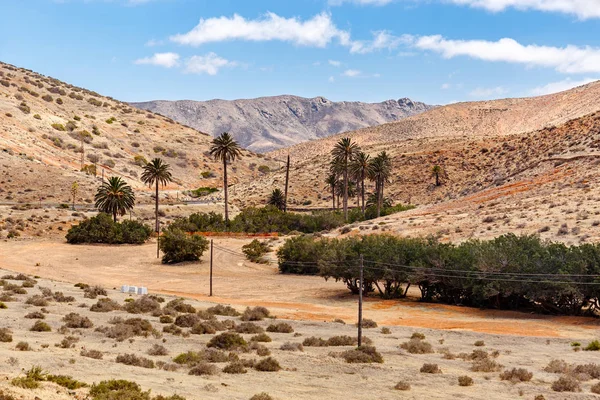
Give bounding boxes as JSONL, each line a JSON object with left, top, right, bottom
{"left": 0, "top": 61, "right": 279, "bottom": 208}
{"left": 132, "top": 96, "right": 433, "bottom": 153}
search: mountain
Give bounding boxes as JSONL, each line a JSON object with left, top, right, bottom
{"left": 131, "top": 95, "right": 433, "bottom": 152}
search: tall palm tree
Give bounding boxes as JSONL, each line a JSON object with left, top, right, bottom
{"left": 141, "top": 158, "right": 173, "bottom": 233}
{"left": 350, "top": 151, "right": 372, "bottom": 214}
{"left": 209, "top": 132, "right": 242, "bottom": 224}
{"left": 331, "top": 137, "right": 359, "bottom": 221}
{"left": 94, "top": 176, "right": 135, "bottom": 222}
{"left": 325, "top": 173, "right": 338, "bottom": 211}
{"left": 369, "top": 152, "right": 392, "bottom": 218}
{"left": 268, "top": 188, "right": 286, "bottom": 211}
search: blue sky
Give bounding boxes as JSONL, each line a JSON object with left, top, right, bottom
{"left": 1, "top": 0, "right": 599, "bottom": 104}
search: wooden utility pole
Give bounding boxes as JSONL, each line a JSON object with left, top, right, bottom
{"left": 283, "top": 154, "right": 290, "bottom": 212}
{"left": 358, "top": 254, "right": 364, "bottom": 347}
{"left": 209, "top": 240, "right": 214, "bottom": 296}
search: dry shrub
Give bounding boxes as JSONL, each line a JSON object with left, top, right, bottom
{"left": 303, "top": 336, "right": 327, "bottom": 347}
{"left": 84, "top": 285, "right": 107, "bottom": 299}
{"left": 333, "top": 318, "right": 345, "bottom": 324}
{"left": 357, "top": 318, "right": 377, "bottom": 328}
{"left": 80, "top": 349, "right": 103, "bottom": 359}
{"left": 250, "top": 393, "right": 273, "bottom": 400}
{"left": 0, "top": 389, "right": 16, "bottom": 400}
{"left": 250, "top": 343, "right": 270, "bottom": 356}
{"left": 175, "top": 313, "right": 200, "bottom": 328}
{"left": 254, "top": 357, "right": 281, "bottom": 372}
{"left": 57, "top": 336, "right": 79, "bottom": 348}
{"left": 591, "top": 382, "right": 600, "bottom": 394}
{"left": 52, "top": 292, "right": 75, "bottom": 302}
{"left": 191, "top": 322, "right": 217, "bottom": 335}
{"left": 25, "top": 311, "right": 44, "bottom": 319}
{"left": 63, "top": 312, "right": 93, "bottom": 328}
{"left": 411, "top": 332, "right": 425, "bottom": 340}
{"left": 471, "top": 358, "right": 503, "bottom": 372}
{"left": 148, "top": 344, "right": 168, "bottom": 356}
{"left": 207, "top": 332, "right": 248, "bottom": 351}
{"left": 474, "top": 340, "right": 485, "bottom": 347}
{"left": 266, "top": 322, "right": 294, "bottom": 333}
{"left": 16, "top": 342, "right": 31, "bottom": 351}
{"left": 573, "top": 363, "right": 600, "bottom": 379}
{"left": 207, "top": 304, "right": 240, "bottom": 316}
{"left": 159, "top": 315, "right": 173, "bottom": 324}
{"left": 341, "top": 346, "right": 383, "bottom": 364}
{"left": 280, "top": 342, "right": 303, "bottom": 352}
{"left": 165, "top": 298, "right": 196, "bottom": 313}
{"left": 400, "top": 338, "right": 433, "bottom": 354}
{"left": 106, "top": 318, "right": 153, "bottom": 341}
{"left": 327, "top": 335, "right": 356, "bottom": 346}
{"left": 236, "top": 322, "right": 264, "bottom": 334}
{"left": 251, "top": 333, "right": 272, "bottom": 343}
{"left": 551, "top": 376, "right": 581, "bottom": 392}
{"left": 158, "top": 362, "right": 179, "bottom": 372}
{"left": 420, "top": 363, "right": 441, "bottom": 373}
{"left": 163, "top": 324, "right": 183, "bottom": 336}
{"left": 189, "top": 363, "right": 218, "bottom": 376}
{"left": 544, "top": 359, "right": 571, "bottom": 374}
{"left": 534, "top": 396, "right": 545, "bottom": 400}
{"left": 203, "top": 348, "right": 234, "bottom": 363}
{"left": 500, "top": 368, "right": 533, "bottom": 382}
{"left": 394, "top": 381, "right": 410, "bottom": 391}
{"left": 26, "top": 295, "right": 48, "bottom": 307}
{"left": 381, "top": 327, "right": 391, "bottom": 334}
{"left": 173, "top": 351, "right": 203, "bottom": 365}
{"left": 30, "top": 321, "right": 51, "bottom": 332}
{"left": 116, "top": 354, "right": 155, "bottom": 368}
{"left": 458, "top": 376, "right": 474, "bottom": 386}
{"left": 90, "top": 298, "right": 121, "bottom": 312}
{"left": 241, "top": 306, "right": 270, "bottom": 321}
{"left": 124, "top": 295, "right": 161, "bottom": 314}
{"left": 223, "top": 362, "right": 247, "bottom": 374}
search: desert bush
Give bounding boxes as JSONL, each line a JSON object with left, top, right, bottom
{"left": 188, "top": 363, "right": 218, "bottom": 376}
{"left": 236, "top": 322, "right": 264, "bottom": 334}
{"left": 400, "top": 338, "right": 433, "bottom": 354}
{"left": 52, "top": 291, "right": 75, "bottom": 302}
{"left": 57, "top": 336, "right": 79, "bottom": 349}
{"left": 500, "top": 368, "right": 533, "bottom": 382}
{"left": 25, "top": 295, "right": 48, "bottom": 307}
{"left": 46, "top": 374, "right": 87, "bottom": 390}
{"left": 159, "top": 315, "right": 173, "bottom": 324}
{"left": 81, "top": 349, "right": 103, "bottom": 359}
{"left": 106, "top": 318, "right": 153, "bottom": 341}
{"left": 251, "top": 342, "right": 271, "bottom": 356}
{"left": 66, "top": 213, "right": 152, "bottom": 245}
{"left": 357, "top": 318, "right": 377, "bottom": 328}
{"left": 42, "top": 94, "right": 53, "bottom": 102}
{"left": 280, "top": 342, "right": 303, "bottom": 351}
{"left": 223, "top": 362, "right": 247, "bottom": 374}
{"left": 327, "top": 335, "right": 357, "bottom": 346}
{"left": 162, "top": 324, "right": 182, "bottom": 336}
{"left": 381, "top": 327, "right": 391, "bottom": 334}
{"left": 30, "top": 321, "right": 51, "bottom": 332}
{"left": 544, "top": 359, "right": 571, "bottom": 374}
{"left": 254, "top": 357, "right": 282, "bottom": 372}
{"left": 174, "top": 313, "right": 200, "bottom": 328}
{"left": 190, "top": 321, "right": 217, "bottom": 335}
{"left": 471, "top": 358, "right": 503, "bottom": 372}
{"left": 303, "top": 336, "right": 327, "bottom": 347}
{"left": 84, "top": 285, "right": 107, "bottom": 299}
{"left": 251, "top": 333, "right": 272, "bottom": 343}
{"left": 165, "top": 298, "right": 196, "bottom": 313}
{"left": 341, "top": 346, "right": 383, "bottom": 364}
{"left": 16, "top": 341, "right": 31, "bottom": 351}
{"left": 591, "top": 382, "right": 600, "bottom": 394}
{"left": 584, "top": 340, "right": 600, "bottom": 351}
{"left": 458, "top": 376, "right": 474, "bottom": 386}
{"left": 0, "top": 302, "right": 7, "bottom": 309}
{"left": 420, "top": 363, "right": 441, "bottom": 373}
{"left": 250, "top": 393, "right": 273, "bottom": 400}
{"left": 266, "top": 322, "right": 293, "bottom": 333}
{"left": 474, "top": 340, "right": 485, "bottom": 347}
{"left": 207, "top": 332, "right": 248, "bottom": 351}
{"left": 160, "top": 229, "right": 209, "bottom": 264}
{"left": 148, "top": 344, "right": 168, "bottom": 356}
{"left": 63, "top": 312, "right": 93, "bottom": 328}
{"left": 573, "top": 363, "right": 600, "bottom": 379}
{"left": 394, "top": 381, "right": 410, "bottom": 391}
{"left": 242, "top": 240, "right": 271, "bottom": 263}
{"left": 551, "top": 375, "right": 581, "bottom": 392}
{"left": 24, "top": 311, "right": 44, "bottom": 319}
{"left": 173, "top": 351, "right": 203, "bottom": 365}
{"left": 90, "top": 297, "right": 121, "bottom": 312}
{"left": 207, "top": 304, "right": 240, "bottom": 316}
{"left": 116, "top": 353, "right": 155, "bottom": 368}
{"left": 240, "top": 306, "right": 271, "bottom": 321}
{"left": 0, "top": 329, "right": 13, "bottom": 343}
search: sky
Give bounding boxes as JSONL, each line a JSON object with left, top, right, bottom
{"left": 1, "top": 0, "right": 599, "bottom": 105}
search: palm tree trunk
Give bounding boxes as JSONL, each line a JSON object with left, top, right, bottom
{"left": 331, "top": 186, "right": 335, "bottom": 211}
{"left": 155, "top": 180, "right": 159, "bottom": 232}
{"left": 361, "top": 172, "right": 365, "bottom": 214}
{"left": 223, "top": 158, "right": 229, "bottom": 225}
{"left": 375, "top": 179, "right": 381, "bottom": 218}
{"left": 113, "top": 211, "right": 117, "bottom": 223}
{"left": 378, "top": 179, "right": 385, "bottom": 218}
{"left": 343, "top": 155, "right": 348, "bottom": 221}
{"left": 435, "top": 172, "right": 440, "bottom": 186}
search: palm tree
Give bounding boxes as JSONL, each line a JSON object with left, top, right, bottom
{"left": 141, "top": 158, "right": 173, "bottom": 233}
{"left": 369, "top": 152, "right": 392, "bottom": 218}
{"left": 431, "top": 165, "right": 446, "bottom": 186}
{"left": 331, "top": 137, "right": 359, "bottom": 221}
{"left": 350, "top": 151, "right": 372, "bottom": 214}
{"left": 94, "top": 176, "right": 135, "bottom": 222}
{"left": 268, "top": 188, "right": 286, "bottom": 211}
{"left": 209, "top": 132, "right": 242, "bottom": 224}
{"left": 325, "top": 173, "right": 338, "bottom": 211}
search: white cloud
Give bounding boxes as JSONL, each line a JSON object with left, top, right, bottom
{"left": 328, "top": 60, "right": 341, "bottom": 67}
{"left": 447, "top": 0, "right": 600, "bottom": 20}
{"left": 145, "top": 39, "right": 164, "bottom": 47}
{"left": 329, "top": 0, "right": 393, "bottom": 5}
{"left": 411, "top": 35, "right": 600, "bottom": 74}
{"left": 342, "top": 69, "right": 362, "bottom": 77}
{"left": 530, "top": 77, "right": 598, "bottom": 95}
{"left": 134, "top": 52, "right": 180, "bottom": 68}
{"left": 170, "top": 12, "right": 351, "bottom": 48}
{"left": 184, "top": 53, "right": 236, "bottom": 75}
{"left": 469, "top": 86, "right": 508, "bottom": 98}
{"left": 441, "top": 83, "right": 451, "bottom": 89}
{"left": 328, "top": 76, "right": 336, "bottom": 83}
{"left": 350, "top": 31, "right": 409, "bottom": 54}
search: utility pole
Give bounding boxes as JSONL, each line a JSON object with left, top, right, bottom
{"left": 283, "top": 154, "right": 290, "bottom": 212}
{"left": 358, "top": 254, "right": 364, "bottom": 347}
{"left": 209, "top": 239, "right": 214, "bottom": 296}
{"left": 156, "top": 222, "right": 160, "bottom": 259}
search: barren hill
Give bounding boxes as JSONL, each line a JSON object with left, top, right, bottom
{"left": 131, "top": 96, "right": 433, "bottom": 152}
{"left": 0, "top": 61, "right": 278, "bottom": 209}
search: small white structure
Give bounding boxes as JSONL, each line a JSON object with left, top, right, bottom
{"left": 121, "top": 285, "right": 129, "bottom": 293}
{"left": 121, "top": 285, "right": 148, "bottom": 295}
{"left": 128, "top": 286, "right": 138, "bottom": 295}
{"left": 137, "top": 287, "right": 148, "bottom": 295}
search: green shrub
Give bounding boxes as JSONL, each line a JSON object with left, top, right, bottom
{"left": 250, "top": 333, "right": 272, "bottom": 343}
{"left": 223, "top": 362, "right": 247, "bottom": 374}
{"left": 207, "top": 332, "right": 247, "bottom": 351}
{"left": 30, "top": 321, "right": 51, "bottom": 332}
{"left": 159, "top": 229, "right": 209, "bottom": 264}
{"left": 66, "top": 213, "right": 152, "bottom": 245}
{"left": 236, "top": 322, "right": 264, "bottom": 334}
{"left": 89, "top": 379, "right": 151, "bottom": 399}
{"left": 0, "top": 302, "right": 6, "bottom": 309}
{"left": 242, "top": 240, "right": 271, "bottom": 264}
{"left": 584, "top": 340, "right": 600, "bottom": 351}
{"left": 133, "top": 155, "right": 148, "bottom": 167}
{"left": 51, "top": 123, "right": 65, "bottom": 131}
{"left": 42, "top": 94, "right": 53, "bottom": 102}
{"left": 189, "top": 187, "right": 218, "bottom": 198}
{"left": 33, "top": 114, "right": 41, "bottom": 120}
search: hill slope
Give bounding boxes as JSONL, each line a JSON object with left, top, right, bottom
{"left": 131, "top": 96, "right": 433, "bottom": 152}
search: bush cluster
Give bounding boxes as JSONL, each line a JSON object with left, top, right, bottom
{"left": 159, "top": 228, "right": 209, "bottom": 264}
{"left": 277, "top": 233, "right": 600, "bottom": 315}
{"left": 66, "top": 213, "right": 152, "bottom": 245}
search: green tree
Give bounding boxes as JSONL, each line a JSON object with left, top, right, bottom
{"left": 331, "top": 137, "right": 359, "bottom": 221}
{"left": 369, "top": 152, "right": 392, "bottom": 218}
{"left": 350, "top": 152, "right": 373, "bottom": 214}
{"left": 209, "top": 132, "right": 242, "bottom": 225}
{"left": 431, "top": 165, "right": 446, "bottom": 187}
{"left": 160, "top": 229, "right": 209, "bottom": 264}
{"left": 268, "top": 188, "right": 286, "bottom": 211}
{"left": 141, "top": 158, "right": 173, "bottom": 233}
{"left": 94, "top": 176, "right": 135, "bottom": 222}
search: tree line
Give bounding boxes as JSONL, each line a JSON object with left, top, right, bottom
{"left": 277, "top": 233, "right": 600, "bottom": 316}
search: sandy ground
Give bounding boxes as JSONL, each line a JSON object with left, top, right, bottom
{"left": 1, "top": 269, "right": 600, "bottom": 400}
